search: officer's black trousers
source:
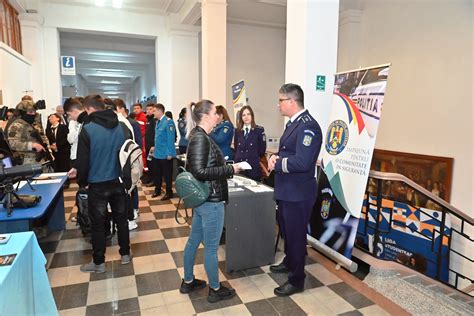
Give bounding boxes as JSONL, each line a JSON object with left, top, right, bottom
{"left": 153, "top": 158, "right": 173, "bottom": 196}
{"left": 88, "top": 181, "right": 130, "bottom": 264}
{"left": 277, "top": 198, "right": 316, "bottom": 288}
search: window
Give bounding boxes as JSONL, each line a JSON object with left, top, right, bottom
{"left": 0, "top": 0, "right": 22, "bottom": 54}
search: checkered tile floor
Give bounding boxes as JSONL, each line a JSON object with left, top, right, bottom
{"left": 40, "top": 183, "right": 392, "bottom": 315}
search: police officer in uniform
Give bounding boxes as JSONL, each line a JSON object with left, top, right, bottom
{"left": 151, "top": 103, "right": 176, "bottom": 200}
{"left": 177, "top": 107, "right": 188, "bottom": 154}
{"left": 7, "top": 100, "right": 52, "bottom": 165}
{"left": 268, "top": 83, "right": 322, "bottom": 296}
{"left": 234, "top": 105, "right": 266, "bottom": 181}
{"left": 211, "top": 105, "right": 234, "bottom": 161}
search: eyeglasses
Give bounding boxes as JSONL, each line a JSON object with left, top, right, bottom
{"left": 278, "top": 98, "right": 291, "bottom": 104}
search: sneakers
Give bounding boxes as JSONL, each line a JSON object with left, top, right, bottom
{"left": 80, "top": 261, "right": 105, "bottom": 273}
{"left": 121, "top": 254, "right": 132, "bottom": 265}
{"left": 128, "top": 220, "right": 138, "bottom": 231}
{"left": 133, "top": 209, "right": 139, "bottom": 220}
{"left": 208, "top": 284, "right": 236, "bottom": 303}
{"left": 179, "top": 278, "right": 207, "bottom": 294}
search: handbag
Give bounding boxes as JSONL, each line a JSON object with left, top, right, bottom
{"left": 175, "top": 135, "right": 212, "bottom": 209}
{"left": 175, "top": 166, "right": 210, "bottom": 209}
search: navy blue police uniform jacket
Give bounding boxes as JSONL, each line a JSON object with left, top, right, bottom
{"left": 274, "top": 110, "right": 322, "bottom": 202}
{"left": 211, "top": 120, "right": 234, "bottom": 160}
{"left": 234, "top": 125, "right": 266, "bottom": 180}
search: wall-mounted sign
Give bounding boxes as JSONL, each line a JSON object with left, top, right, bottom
{"left": 61, "top": 56, "right": 76, "bottom": 76}
{"left": 316, "top": 75, "right": 326, "bottom": 91}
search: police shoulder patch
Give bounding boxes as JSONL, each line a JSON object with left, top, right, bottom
{"left": 223, "top": 127, "right": 228, "bottom": 133}
{"left": 303, "top": 134, "right": 313, "bottom": 146}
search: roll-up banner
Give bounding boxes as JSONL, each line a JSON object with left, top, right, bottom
{"left": 232, "top": 80, "right": 247, "bottom": 120}
{"left": 309, "top": 64, "right": 391, "bottom": 267}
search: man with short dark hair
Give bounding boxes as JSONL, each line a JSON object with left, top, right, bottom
{"left": 151, "top": 103, "right": 176, "bottom": 200}
{"left": 142, "top": 103, "right": 157, "bottom": 186}
{"left": 268, "top": 83, "right": 322, "bottom": 296}
{"left": 65, "top": 98, "right": 88, "bottom": 179}
{"left": 76, "top": 94, "right": 131, "bottom": 273}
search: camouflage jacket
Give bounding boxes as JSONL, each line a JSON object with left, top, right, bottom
{"left": 6, "top": 117, "right": 50, "bottom": 163}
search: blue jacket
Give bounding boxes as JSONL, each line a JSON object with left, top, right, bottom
{"left": 177, "top": 117, "right": 188, "bottom": 147}
{"left": 77, "top": 109, "right": 125, "bottom": 186}
{"left": 234, "top": 125, "right": 266, "bottom": 180}
{"left": 274, "top": 110, "right": 322, "bottom": 202}
{"left": 154, "top": 116, "right": 177, "bottom": 159}
{"left": 211, "top": 120, "right": 234, "bottom": 160}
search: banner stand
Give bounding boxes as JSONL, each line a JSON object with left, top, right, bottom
{"left": 307, "top": 235, "right": 358, "bottom": 272}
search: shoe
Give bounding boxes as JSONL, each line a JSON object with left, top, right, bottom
{"left": 80, "top": 261, "right": 106, "bottom": 273}
{"left": 179, "top": 278, "right": 207, "bottom": 294}
{"left": 270, "top": 262, "right": 289, "bottom": 274}
{"left": 208, "top": 284, "right": 236, "bottom": 303}
{"left": 151, "top": 192, "right": 161, "bottom": 198}
{"left": 133, "top": 209, "right": 140, "bottom": 220}
{"left": 121, "top": 254, "right": 132, "bottom": 265}
{"left": 160, "top": 194, "right": 172, "bottom": 201}
{"left": 128, "top": 220, "right": 138, "bottom": 231}
{"left": 274, "top": 281, "right": 304, "bottom": 296}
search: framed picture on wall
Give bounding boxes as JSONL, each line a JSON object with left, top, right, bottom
{"left": 370, "top": 149, "right": 454, "bottom": 203}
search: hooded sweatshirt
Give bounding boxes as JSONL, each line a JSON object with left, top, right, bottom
{"left": 76, "top": 109, "right": 126, "bottom": 187}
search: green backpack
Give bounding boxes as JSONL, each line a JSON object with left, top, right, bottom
{"left": 175, "top": 166, "right": 210, "bottom": 209}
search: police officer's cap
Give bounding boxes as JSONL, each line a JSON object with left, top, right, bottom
{"left": 16, "top": 100, "right": 37, "bottom": 112}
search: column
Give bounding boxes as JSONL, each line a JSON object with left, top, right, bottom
{"left": 285, "top": 0, "right": 339, "bottom": 133}
{"left": 201, "top": 0, "right": 227, "bottom": 105}
{"left": 19, "top": 13, "right": 45, "bottom": 101}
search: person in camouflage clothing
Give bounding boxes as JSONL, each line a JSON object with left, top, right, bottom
{"left": 6, "top": 100, "right": 52, "bottom": 165}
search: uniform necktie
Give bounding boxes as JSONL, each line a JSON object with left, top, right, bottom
{"left": 285, "top": 120, "right": 292, "bottom": 129}
{"left": 244, "top": 127, "right": 249, "bottom": 138}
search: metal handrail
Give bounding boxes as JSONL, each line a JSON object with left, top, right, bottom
{"left": 368, "top": 170, "right": 474, "bottom": 225}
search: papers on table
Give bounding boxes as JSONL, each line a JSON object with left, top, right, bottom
{"left": 228, "top": 187, "right": 244, "bottom": 193}
{"left": 35, "top": 172, "right": 67, "bottom": 178}
{"left": 30, "top": 179, "right": 63, "bottom": 185}
{"left": 246, "top": 185, "right": 273, "bottom": 193}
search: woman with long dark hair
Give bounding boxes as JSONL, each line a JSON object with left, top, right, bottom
{"left": 234, "top": 105, "right": 266, "bottom": 181}
{"left": 180, "top": 100, "right": 241, "bottom": 303}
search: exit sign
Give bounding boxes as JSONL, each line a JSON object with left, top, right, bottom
{"left": 316, "top": 75, "right": 326, "bottom": 91}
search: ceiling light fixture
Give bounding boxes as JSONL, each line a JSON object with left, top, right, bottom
{"left": 97, "top": 69, "right": 124, "bottom": 73}
{"left": 101, "top": 80, "right": 121, "bottom": 84}
{"left": 95, "top": 0, "right": 105, "bottom": 7}
{"left": 112, "top": 0, "right": 123, "bottom": 9}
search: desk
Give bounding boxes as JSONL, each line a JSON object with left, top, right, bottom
{"left": 0, "top": 232, "right": 58, "bottom": 315}
{"left": 225, "top": 178, "right": 276, "bottom": 272}
{"left": 0, "top": 174, "right": 67, "bottom": 233}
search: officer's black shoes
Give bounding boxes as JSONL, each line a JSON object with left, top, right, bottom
{"left": 208, "top": 284, "right": 236, "bottom": 303}
{"left": 179, "top": 278, "right": 207, "bottom": 294}
{"left": 274, "top": 281, "right": 304, "bottom": 296}
{"left": 270, "top": 262, "right": 289, "bottom": 274}
{"left": 151, "top": 192, "right": 161, "bottom": 198}
{"left": 160, "top": 194, "right": 172, "bottom": 201}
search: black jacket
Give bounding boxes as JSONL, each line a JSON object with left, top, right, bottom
{"left": 186, "top": 126, "right": 234, "bottom": 203}
{"left": 145, "top": 115, "right": 156, "bottom": 152}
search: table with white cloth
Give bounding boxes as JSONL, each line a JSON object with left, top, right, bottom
{"left": 0, "top": 231, "right": 57, "bottom": 315}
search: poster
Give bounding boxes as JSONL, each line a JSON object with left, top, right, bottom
{"left": 309, "top": 64, "right": 391, "bottom": 259}
{"left": 232, "top": 80, "right": 247, "bottom": 120}
{"left": 357, "top": 194, "right": 451, "bottom": 282}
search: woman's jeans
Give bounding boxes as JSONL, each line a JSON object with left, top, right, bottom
{"left": 183, "top": 201, "right": 225, "bottom": 289}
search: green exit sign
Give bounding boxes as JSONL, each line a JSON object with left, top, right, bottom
{"left": 316, "top": 75, "right": 326, "bottom": 91}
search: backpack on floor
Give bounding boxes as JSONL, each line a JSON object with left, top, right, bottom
{"left": 75, "top": 187, "right": 91, "bottom": 236}
{"left": 118, "top": 130, "right": 144, "bottom": 195}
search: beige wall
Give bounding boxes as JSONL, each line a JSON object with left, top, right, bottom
{"left": 339, "top": 0, "right": 473, "bottom": 215}
{"left": 226, "top": 23, "right": 286, "bottom": 139}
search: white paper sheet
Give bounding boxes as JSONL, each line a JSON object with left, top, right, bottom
{"left": 235, "top": 161, "right": 252, "bottom": 170}
{"left": 228, "top": 188, "right": 244, "bottom": 193}
{"left": 246, "top": 185, "right": 274, "bottom": 193}
{"left": 30, "top": 179, "right": 63, "bottom": 185}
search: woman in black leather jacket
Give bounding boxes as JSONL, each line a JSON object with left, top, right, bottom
{"left": 179, "top": 99, "right": 242, "bottom": 303}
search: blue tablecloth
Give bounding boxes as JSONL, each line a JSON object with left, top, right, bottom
{"left": 0, "top": 175, "right": 67, "bottom": 233}
{"left": 0, "top": 232, "right": 57, "bottom": 315}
